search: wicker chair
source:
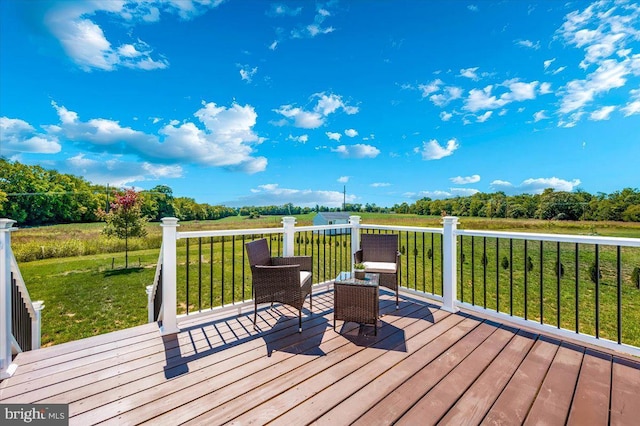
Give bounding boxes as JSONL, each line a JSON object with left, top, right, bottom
{"left": 354, "top": 233, "right": 401, "bottom": 308}
{"left": 245, "top": 238, "right": 312, "bottom": 332}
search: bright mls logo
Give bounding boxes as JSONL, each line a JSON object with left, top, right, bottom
{"left": 1, "top": 404, "right": 68, "bottom": 425}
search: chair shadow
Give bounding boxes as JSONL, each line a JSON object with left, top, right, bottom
{"left": 262, "top": 315, "right": 328, "bottom": 357}
{"left": 336, "top": 320, "right": 407, "bottom": 352}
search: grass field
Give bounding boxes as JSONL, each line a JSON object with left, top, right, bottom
{"left": 12, "top": 214, "right": 640, "bottom": 347}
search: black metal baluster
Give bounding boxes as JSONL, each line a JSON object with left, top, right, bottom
{"left": 460, "top": 235, "right": 464, "bottom": 302}
{"left": 575, "top": 243, "right": 579, "bottom": 334}
{"left": 186, "top": 238, "right": 190, "bottom": 315}
{"left": 406, "top": 231, "right": 410, "bottom": 288}
{"left": 210, "top": 237, "right": 214, "bottom": 308}
{"left": 483, "top": 237, "right": 487, "bottom": 309}
{"left": 198, "top": 238, "right": 202, "bottom": 312}
{"left": 496, "top": 238, "right": 500, "bottom": 312}
{"left": 509, "top": 238, "right": 513, "bottom": 316}
{"left": 540, "top": 240, "right": 544, "bottom": 325}
{"left": 323, "top": 230, "right": 327, "bottom": 283}
{"left": 524, "top": 240, "right": 528, "bottom": 320}
{"left": 431, "top": 233, "right": 435, "bottom": 294}
{"left": 422, "top": 232, "right": 426, "bottom": 293}
{"left": 232, "top": 235, "right": 236, "bottom": 304}
{"left": 595, "top": 244, "right": 600, "bottom": 339}
{"left": 472, "top": 235, "right": 475, "bottom": 306}
{"left": 414, "top": 232, "right": 418, "bottom": 290}
{"left": 221, "top": 236, "right": 225, "bottom": 306}
{"left": 242, "top": 235, "right": 246, "bottom": 302}
{"left": 556, "top": 241, "right": 561, "bottom": 329}
{"left": 617, "top": 245, "right": 622, "bottom": 344}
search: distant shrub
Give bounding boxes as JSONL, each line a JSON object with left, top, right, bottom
{"left": 501, "top": 256, "right": 509, "bottom": 270}
{"left": 481, "top": 253, "right": 489, "bottom": 267}
{"left": 554, "top": 261, "right": 565, "bottom": 277}
{"left": 589, "top": 262, "right": 602, "bottom": 284}
{"left": 427, "top": 248, "right": 433, "bottom": 259}
{"left": 526, "top": 256, "right": 534, "bottom": 272}
{"left": 632, "top": 267, "right": 640, "bottom": 289}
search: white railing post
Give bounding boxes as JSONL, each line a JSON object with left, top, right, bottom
{"left": 31, "top": 301, "right": 44, "bottom": 350}
{"left": 349, "top": 215, "right": 361, "bottom": 271}
{"left": 146, "top": 285, "right": 154, "bottom": 323}
{"left": 160, "top": 217, "right": 179, "bottom": 335}
{"left": 0, "top": 218, "right": 17, "bottom": 378}
{"left": 282, "top": 216, "right": 296, "bottom": 257}
{"left": 442, "top": 216, "right": 459, "bottom": 313}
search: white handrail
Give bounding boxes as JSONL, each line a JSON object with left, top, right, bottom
{"left": 455, "top": 229, "right": 640, "bottom": 247}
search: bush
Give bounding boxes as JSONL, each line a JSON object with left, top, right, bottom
{"left": 501, "top": 256, "right": 509, "bottom": 270}
{"left": 554, "top": 261, "right": 565, "bottom": 277}
{"left": 589, "top": 262, "right": 602, "bottom": 284}
{"left": 632, "top": 267, "right": 640, "bottom": 289}
{"left": 526, "top": 255, "right": 534, "bottom": 272}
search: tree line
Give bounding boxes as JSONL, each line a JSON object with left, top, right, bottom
{"left": 391, "top": 189, "right": 640, "bottom": 222}
{"left": 0, "top": 159, "right": 236, "bottom": 226}
{"left": 1, "top": 159, "right": 638, "bottom": 225}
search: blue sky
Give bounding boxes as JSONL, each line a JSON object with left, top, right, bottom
{"left": 1, "top": 0, "right": 639, "bottom": 208}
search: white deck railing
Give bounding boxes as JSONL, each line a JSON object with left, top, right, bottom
{"left": 155, "top": 215, "right": 640, "bottom": 357}
{"left": 1, "top": 219, "right": 44, "bottom": 379}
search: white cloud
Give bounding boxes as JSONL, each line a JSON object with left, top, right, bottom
{"left": 227, "top": 183, "right": 354, "bottom": 208}
{"left": 274, "top": 92, "right": 358, "bottom": 129}
{"left": 418, "top": 79, "right": 443, "bottom": 97}
{"left": 533, "top": 110, "right": 549, "bottom": 122}
{"left": 476, "top": 111, "right": 492, "bottom": 122}
{"left": 269, "top": 40, "right": 278, "bottom": 50}
{"left": 440, "top": 111, "right": 453, "bottom": 121}
{"left": 41, "top": 1, "right": 221, "bottom": 71}
{"left": 451, "top": 188, "right": 480, "bottom": 196}
{"left": 490, "top": 177, "right": 581, "bottom": 194}
{"left": 45, "top": 100, "right": 267, "bottom": 174}
{"left": 267, "top": 4, "right": 302, "bottom": 17}
{"left": 430, "top": 86, "right": 464, "bottom": 107}
{"left": 539, "top": 82, "right": 553, "bottom": 94}
{"left": 418, "top": 138, "right": 459, "bottom": 160}
{"left": 464, "top": 86, "right": 508, "bottom": 112}
{"left": 552, "top": 66, "right": 567, "bottom": 75}
{"left": 371, "top": 182, "right": 391, "bottom": 187}
{"left": 326, "top": 131, "right": 342, "bottom": 141}
{"left": 338, "top": 176, "right": 349, "bottom": 183}
{"left": 460, "top": 67, "right": 480, "bottom": 80}
{"left": 331, "top": 144, "right": 380, "bottom": 158}
{"left": 589, "top": 105, "right": 616, "bottom": 120}
{"left": 621, "top": 91, "right": 640, "bottom": 116}
{"left": 468, "top": 5, "right": 479, "bottom": 12}
{"left": 516, "top": 39, "right": 540, "bottom": 50}
{"left": 239, "top": 65, "right": 258, "bottom": 83}
{"left": 344, "top": 128, "right": 358, "bottom": 137}
{"left": 287, "top": 134, "right": 308, "bottom": 143}
{"left": 450, "top": 174, "right": 480, "bottom": 184}
{"left": 290, "top": 5, "right": 336, "bottom": 39}
{"left": 544, "top": 58, "right": 556, "bottom": 70}
{"left": 0, "top": 117, "right": 61, "bottom": 154}
{"left": 66, "top": 153, "right": 182, "bottom": 186}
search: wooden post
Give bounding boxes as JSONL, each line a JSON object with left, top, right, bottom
{"left": 442, "top": 216, "right": 459, "bottom": 313}
{"left": 160, "top": 217, "right": 179, "bottom": 335}
{"left": 282, "top": 216, "right": 296, "bottom": 257}
{"left": 349, "top": 215, "right": 361, "bottom": 272}
{"left": 0, "top": 218, "right": 17, "bottom": 378}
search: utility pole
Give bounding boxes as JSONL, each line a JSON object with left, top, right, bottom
{"left": 343, "top": 185, "right": 346, "bottom": 211}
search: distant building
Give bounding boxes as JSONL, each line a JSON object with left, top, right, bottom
{"left": 313, "top": 212, "right": 351, "bottom": 235}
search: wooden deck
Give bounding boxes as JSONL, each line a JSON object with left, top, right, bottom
{"left": 1, "top": 287, "right": 639, "bottom": 425}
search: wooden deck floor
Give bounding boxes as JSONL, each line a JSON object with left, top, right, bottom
{"left": 1, "top": 287, "right": 639, "bottom": 425}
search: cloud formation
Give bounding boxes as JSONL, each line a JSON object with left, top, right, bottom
{"left": 227, "top": 183, "right": 354, "bottom": 208}
{"left": 41, "top": 100, "right": 267, "bottom": 175}
{"left": 490, "top": 177, "right": 581, "bottom": 194}
{"left": 331, "top": 144, "right": 380, "bottom": 158}
{"left": 39, "top": 1, "right": 224, "bottom": 71}
{"left": 0, "top": 117, "right": 61, "bottom": 154}
{"left": 274, "top": 92, "right": 358, "bottom": 129}
{"left": 450, "top": 174, "right": 480, "bottom": 184}
{"left": 417, "top": 139, "right": 459, "bottom": 160}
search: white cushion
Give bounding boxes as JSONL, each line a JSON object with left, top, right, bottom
{"left": 300, "top": 271, "right": 312, "bottom": 284}
{"left": 362, "top": 261, "right": 396, "bottom": 274}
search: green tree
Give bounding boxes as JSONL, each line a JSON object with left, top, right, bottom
{"left": 99, "top": 189, "right": 148, "bottom": 268}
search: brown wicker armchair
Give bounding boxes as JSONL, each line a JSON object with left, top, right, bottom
{"left": 245, "top": 238, "right": 312, "bottom": 332}
{"left": 354, "top": 233, "right": 401, "bottom": 308}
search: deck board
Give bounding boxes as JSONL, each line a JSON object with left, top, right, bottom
{"left": 1, "top": 286, "right": 638, "bottom": 426}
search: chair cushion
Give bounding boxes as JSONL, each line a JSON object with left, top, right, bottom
{"left": 362, "top": 261, "right": 397, "bottom": 274}
{"left": 300, "top": 271, "right": 312, "bottom": 285}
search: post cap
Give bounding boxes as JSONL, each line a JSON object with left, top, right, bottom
{"left": 349, "top": 215, "right": 361, "bottom": 224}
{"left": 282, "top": 216, "right": 297, "bottom": 225}
{"left": 160, "top": 217, "right": 180, "bottom": 227}
{"left": 0, "top": 219, "right": 17, "bottom": 230}
{"left": 441, "top": 216, "right": 459, "bottom": 225}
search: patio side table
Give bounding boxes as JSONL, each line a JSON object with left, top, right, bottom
{"left": 333, "top": 272, "right": 380, "bottom": 335}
